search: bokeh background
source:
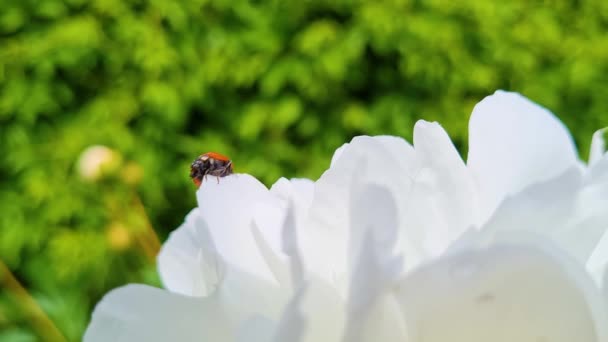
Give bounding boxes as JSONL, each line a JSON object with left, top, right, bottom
{"left": 1, "top": 0, "right": 608, "bottom": 341}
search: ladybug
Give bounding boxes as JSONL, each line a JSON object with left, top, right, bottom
{"left": 190, "top": 152, "right": 234, "bottom": 188}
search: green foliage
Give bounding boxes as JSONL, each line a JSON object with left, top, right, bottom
{"left": 1, "top": 0, "right": 607, "bottom": 340}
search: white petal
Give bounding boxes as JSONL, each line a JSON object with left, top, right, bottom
{"left": 604, "top": 270, "right": 608, "bottom": 309}
{"left": 342, "top": 293, "right": 408, "bottom": 342}
{"left": 249, "top": 198, "right": 307, "bottom": 292}
{"left": 157, "top": 208, "right": 222, "bottom": 296}
{"left": 196, "top": 174, "right": 279, "bottom": 283}
{"left": 85, "top": 268, "right": 288, "bottom": 342}
{"left": 302, "top": 136, "right": 413, "bottom": 290}
{"left": 159, "top": 174, "right": 290, "bottom": 296}
{"left": 250, "top": 222, "right": 290, "bottom": 289}
{"left": 396, "top": 237, "right": 608, "bottom": 342}
{"left": 269, "top": 177, "right": 315, "bottom": 236}
{"left": 370, "top": 135, "right": 419, "bottom": 175}
{"left": 273, "top": 202, "right": 344, "bottom": 342}
{"left": 315, "top": 137, "right": 407, "bottom": 225}
{"left": 474, "top": 163, "right": 608, "bottom": 268}
{"left": 270, "top": 178, "right": 315, "bottom": 208}
{"left": 342, "top": 183, "right": 407, "bottom": 342}
{"left": 84, "top": 282, "right": 283, "bottom": 342}
{"left": 273, "top": 280, "right": 345, "bottom": 342}
{"left": 330, "top": 142, "right": 349, "bottom": 168}
{"left": 281, "top": 200, "right": 305, "bottom": 286}
{"left": 252, "top": 199, "right": 286, "bottom": 254}
{"left": 467, "top": 90, "right": 579, "bottom": 221}
{"left": 409, "top": 121, "right": 480, "bottom": 256}
{"left": 584, "top": 150, "right": 608, "bottom": 286}
{"left": 476, "top": 168, "right": 581, "bottom": 250}
{"left": 332, "top": 133, "right": 435, "bottom": 175}
{"left": 588, "top": 230, "right": 608, "bottom": 287}
{"left": 272, "top": 285, "right": 307, "bottom": 342}
{"left": 590, "top": 128, "right": 608, "bottom": 166}
{"left": 588, "top": 148, "right": 608, "bottom": 186}
{"left": 347, "top": 184, "right": 402, "bottom": 291}
{"left": 413, "top": 121, "right": 463, "bottom": 170}
{"left": 330, "top": 135, "right": 417, "bottom": 173}
{"left": 84, "top": 285, "right": 218, "bottom": 342}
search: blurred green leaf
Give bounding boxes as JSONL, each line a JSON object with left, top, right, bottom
{"left": 1, "top": 0, "right": 607, "bottom": 340}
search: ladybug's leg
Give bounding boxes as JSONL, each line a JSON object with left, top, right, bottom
{"left": 216, "top": 165, "right": 228, "bottom": 183}
{"left": 223, "top": 163, "right": 233, "bottom": 176}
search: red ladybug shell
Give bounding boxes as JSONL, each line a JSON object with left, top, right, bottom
{"left": 203, "top": 152, "right": 231, "bottom": 162}
{"left": 190, "top": 152, "right": 234, "bottom": 188}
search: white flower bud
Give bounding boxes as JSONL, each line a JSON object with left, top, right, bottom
{"left": 77, "top": 145, "right": 121, "bottom": 181}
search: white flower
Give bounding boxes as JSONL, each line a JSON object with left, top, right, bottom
{"left": 84, "top": 91, "right": 608, "bottom": 342}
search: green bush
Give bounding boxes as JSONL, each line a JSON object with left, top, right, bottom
{"left": 1, "top": 0, "right": 607, "bottom": 340}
